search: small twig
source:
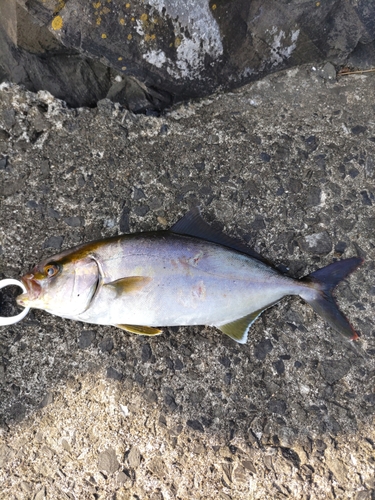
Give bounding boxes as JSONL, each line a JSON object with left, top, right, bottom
{"left": 338, "top": 68, "right": 375, "bottom": 76}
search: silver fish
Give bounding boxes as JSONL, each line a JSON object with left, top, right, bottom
{"left": 17, "top": 209, "right": 362, "bottom": 343}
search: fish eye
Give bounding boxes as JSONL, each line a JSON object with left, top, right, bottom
{"left": 44, "top": 264, "right": 60, "bottom": 278}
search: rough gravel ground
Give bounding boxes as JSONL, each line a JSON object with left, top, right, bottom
{"left": 0, "top": 65, "right": 374, "bottom": 500}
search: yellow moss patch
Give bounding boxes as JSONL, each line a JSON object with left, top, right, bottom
{"left": 118, "top": 56, "right": 123, "bottom": 60}
{"left": 211, "top": 4, "right": 217, "bottom": 10}
{"left": 126, "top": 3, "right": 130, "bottom": 8}
{"left": 96, "top": 17, "right": 102, "bottom": 25}
{"left": 151, "top": 34, "right": 156, "bottom": 40}
{"left": 101, "top": 6, "right": 110, "bottom": 14}
{"left": 119, "top": 18, "right": 125, "bottom": 25}
{"left": 127, "top": 34, "right": 132, "bottom": 40}
{"left": 140, "top": 13, "right": 148, "bottom": 22}
{"left": 144, "top": 34, "right": 151, "bottom": 42}
{"left": 101, "top": 33, "right": 107, "bottom": 38}
{"left": 51, "top": 15, "right": 63, "bottom": 30}
{"left": 93, "top": 1, "right": 101, "bottom": 8}
{"left": 174, "top": 37, "right": 181, "bottom": 47}
{"left": 122, "top": 66, "right": 127, "bottom": 70}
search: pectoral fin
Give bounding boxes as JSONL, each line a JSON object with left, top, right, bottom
{"left": 105, "top": 276, "right": 151, "bottom": 295}
{"left": 115, "top": 324, "right": 163, "bottom": 336}
{"left": 216, "top": 309, "right": 265, "bottom": 344}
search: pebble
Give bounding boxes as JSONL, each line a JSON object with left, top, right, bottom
{"left": 43, "top": 236, "right": 64, "bottom": 249}
{"left": 254, "top": 338, "right": 273, "bottom": 361}
{"left": 106, "top": 367, "right": 123, "bottom": 381}
{"left": 319, "top": 359, "right": 351, "bottom": 384}
{"left": 98, "top": 448, "right": 120, "bottom": 474}
{"left": 78, "top": 330, "right": 96, "bottom": 348}
{"left": 127, "top": 446, "right": 141, "bottom": 468}
{"left": 299, "top": 231, "right": 332, "bottom": 255}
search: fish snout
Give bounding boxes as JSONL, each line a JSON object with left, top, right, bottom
{"left": 18, "top": 273, "right": 42, "bottom": 302}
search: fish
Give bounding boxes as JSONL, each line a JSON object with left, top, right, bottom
{"left": 16, "top": 208, "right": 363, "bottom": 343}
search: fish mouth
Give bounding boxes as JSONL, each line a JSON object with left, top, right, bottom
{"left": 16, "top": 273, "right": 42, "bottom": 305}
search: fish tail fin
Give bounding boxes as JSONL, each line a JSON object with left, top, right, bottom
{"left": 299, "top": 257, "right": 364, "bottom": 340}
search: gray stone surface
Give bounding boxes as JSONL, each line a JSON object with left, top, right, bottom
{"left": 0, "top": 66, "right": 375, "bottom": 498}
{"left": 1, "top": 1, "right": 375, "bottom": 110}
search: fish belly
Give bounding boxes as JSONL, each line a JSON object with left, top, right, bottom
{"left": 77, "top": 234, "right": 300, "bottom": 327}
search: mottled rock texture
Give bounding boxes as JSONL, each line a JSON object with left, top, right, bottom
{"left": 0, "top": 66, "right": 375, "bottom": 498}
{"left": 1, "top": 0, "right": 375, "bottom": 110}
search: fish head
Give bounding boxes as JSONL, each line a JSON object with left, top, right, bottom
{"left": 16, "top": 253, "right": 99, "bottom": 318}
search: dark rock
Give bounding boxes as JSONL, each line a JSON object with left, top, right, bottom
{"left": 160, "top": 124, "right": 168, "bottom": 135}
{"left": 46, "top": 207, "right": 61, "bottom": 219}
{"left": 315, "top": 439, "right": 327, "bottom": 452}
{"left": 194, "top": 162, "right": 205, "bottom": 172}
{"left": 268, "top": 399, "right": 287, "bottom": 415}
{"left": 335, "top": 241, "right": 347, "bottom": 254}
{"left": 2, "top": 109, "right": 16, "bottom": 128}
{"left": 164, "top": 394, "right": 178, "bottom": 411}
{"left": 78, "top": 330, "right": 96, "bottom": 349}
{"left": 319, "top": 359, "right": 351, "bottom": 384}
{"left": 119, "top": 207, "right": 130, "bottom": 233}
{"left": 361, "top": 191, "right": 373, "bottom": 206}
{"left": 133, "top": 187, "right": 146, "bottom": 200}
{"left": 288, "top": 178, "right": 302, "bottom": 194}
{"left": 64, "top": 216, "right": 84, "bottom": 227}
{"left": 1, "top": 0, "right": 375, "bottom": 112}
{"left": 364, "top": 394, "right": 375, "bottom": 405}
{"left": 134, "top": 205, "right": 150, "bottom": 217}
{"left": 100, "top": 338, "right": 114, "bottom": 353}
{"left": 298, "top": 231, "right": 332, "bottom": 255}
{"left": 141, "top": 343, "right": 152, "bottom": 363}
{"left": 254, "top": 338, "right": 273, "bottom": 360}
{"left": 174, "top": 358, "right": 184, "bottom": 370}
{"left": 260, "top": 152, "right": 271, "bottom": 162}
{"left": 305, "top": 135, "right": 319, "bottom": 151}
{"left": 186, "top": 419, "right": 204, "bottom": 432}
{"left": 43, "top": 235, "right": 64, "bottom": 249}
{"left": 219, "top": 356, "right": 231, "bottom": 368}
{"left": 27, "top": 200, "right": 39, "bottom": 209}
{"left": 8, "top": 402, "right": 26, "bottom": 422}
{"left": 273, "top": 359, "right": 285, "bottom": 375}
{"left": 98, "top": 448, "right": 120, "bottom": 474}
{"left": 134, "top": 372, "right": 144, "bottom": 386}
{"left": 305, "top": 186, "right": 321, "bottom": 207}
{"left": 349, "top": 167, "right": 360, "bottom": 178}
{"left": 106, "top": 367, "right": 123, "bottom": 381}
{"left": 281, "top": 447, "right": 301, "bottom": 467}
{"left": 0, "top": 156, "right": 7, "bottom": 169}
{"left": 252, "top": 216, "right": 266, "bottom": 230}
{"left": 351, "top": 125, "right": 367, "bottom": 135}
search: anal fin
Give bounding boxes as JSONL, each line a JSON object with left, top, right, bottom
{"left": 216, "top": 309, "right": 265, "bottom": 344}
{"left": 115, "top": 324, "right": 163, "bottom": 336}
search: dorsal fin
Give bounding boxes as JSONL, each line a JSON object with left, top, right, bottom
{"left": 170, "top": 207, "right": 270, "bottom": 265}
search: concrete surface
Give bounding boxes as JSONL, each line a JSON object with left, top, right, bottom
{"left": 0, "top": 65, "right": 375, "bottom": 499}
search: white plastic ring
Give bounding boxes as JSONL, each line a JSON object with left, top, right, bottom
{"left": 0, "top": 279, "right": 30, "bottom": 326}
